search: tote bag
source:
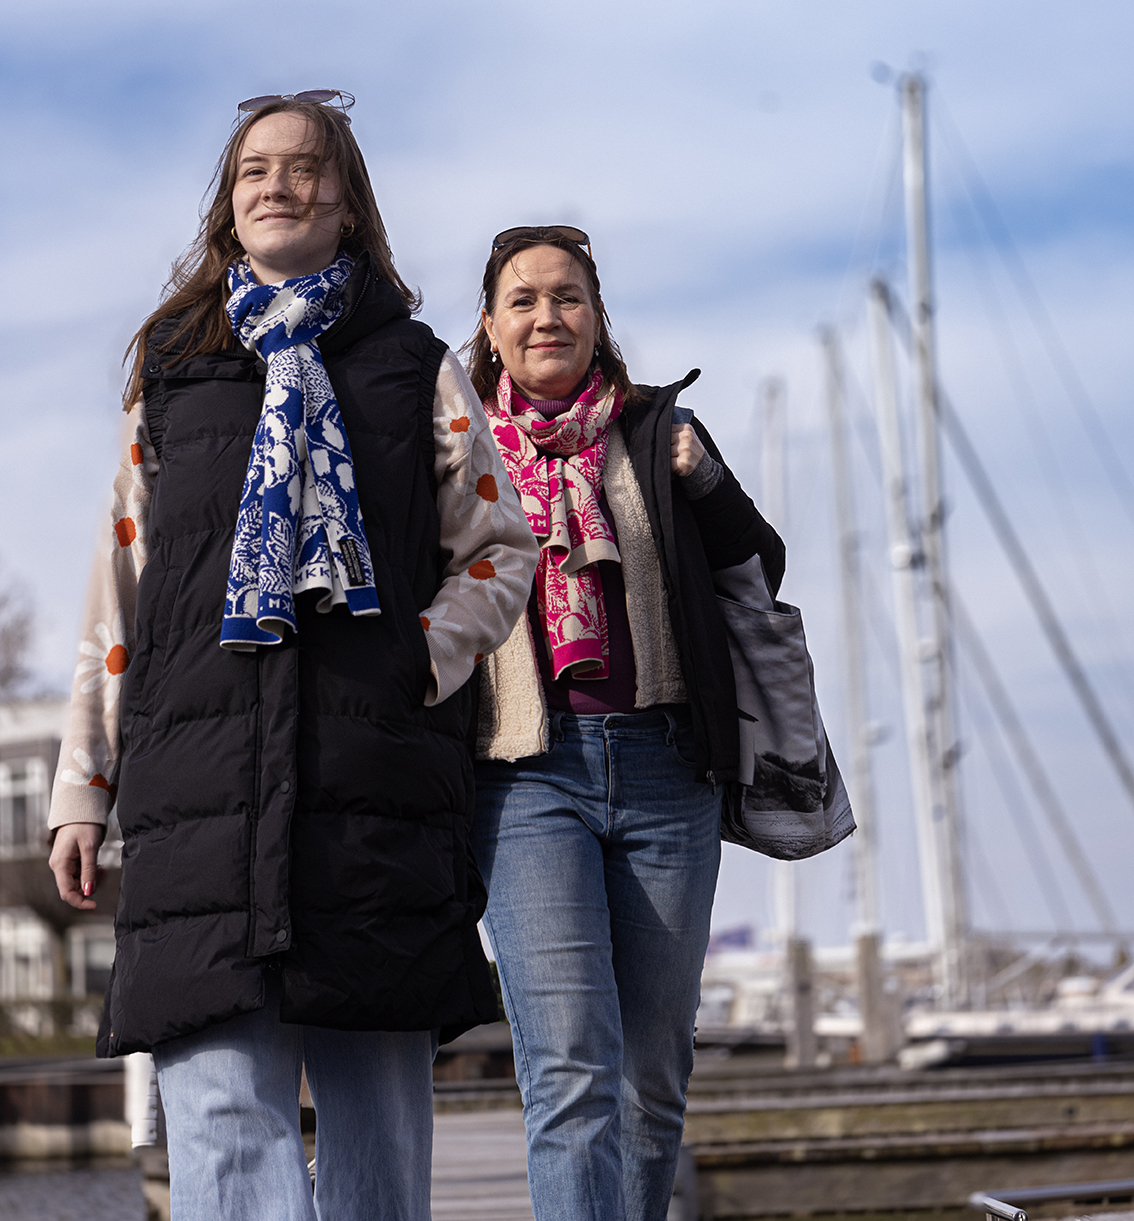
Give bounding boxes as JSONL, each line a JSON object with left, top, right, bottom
{"left": 713, "top": 554, "right": 855, "bottom": 860}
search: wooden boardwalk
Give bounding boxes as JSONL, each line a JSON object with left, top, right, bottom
{"left": 0, "top": 1111, "right": 533, "bottom": 1221}
{"left": 432, "top": 1108, "right": 534, "bottom": 1221}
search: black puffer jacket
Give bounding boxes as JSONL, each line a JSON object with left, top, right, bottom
{"left": 622, "top": 370, "right": 785, "bottom": 786}
{"left": 100, "top": 256, "right": 499, "bottom": 1056}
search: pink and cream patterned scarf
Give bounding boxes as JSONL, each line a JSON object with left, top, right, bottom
{"left": 485, "top": 368, "right": 624, "bottom": 679}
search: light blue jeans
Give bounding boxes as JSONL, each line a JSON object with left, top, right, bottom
{"left": 473, "top": 708, "right": 722, "bottom": 1221}
{"left": 152, "top": 973, "right": 435, "bottom": 1221}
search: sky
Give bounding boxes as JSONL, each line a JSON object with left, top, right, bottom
{"left": 2, "top": 0, "right": 1133, "bottom": 955}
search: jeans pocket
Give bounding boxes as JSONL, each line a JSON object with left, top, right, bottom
{"left": 664, "top": 712, "right": 698, "bottom": 769}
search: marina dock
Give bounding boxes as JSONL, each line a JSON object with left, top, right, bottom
{"left": 7, "top": 1048, "right": 1134, "bottom": 1220}
{"left": 685, "top": 1056, "right": 1134, "bottom": 1218}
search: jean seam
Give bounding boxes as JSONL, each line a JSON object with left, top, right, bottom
{"left": 483, "top": 913, "right": 533, "bottom": 1110}
{"left": 604, "top": 731, "right": 614, "bottom": 832}
{"left": 662, "top": 709, "right": 697, "bottom": 769}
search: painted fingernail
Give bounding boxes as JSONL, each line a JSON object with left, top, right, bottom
{"left": 83, "top": 882, "right": 93, "bottom": 897}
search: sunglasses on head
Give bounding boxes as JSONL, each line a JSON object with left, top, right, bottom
{"left": 492, "top": 226, "right": 592, "bottom": 258}
{"left": 237, "top": 90, "right": 355, "bottom": 122}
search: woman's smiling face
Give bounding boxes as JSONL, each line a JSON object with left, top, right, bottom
{"left": 483, "top": 245, "right": 599, "bottom": 402}
{"left": 231, "top": 111, "right": 352, "bottom": 284}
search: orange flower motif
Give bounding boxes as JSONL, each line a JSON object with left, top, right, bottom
{"left": 476, "top": 473, "right": 499, "bottom": 503}
{"left": 468, "top": 560, "right": 496, "bottom": 580}
{"left": 89, "top": 772, "right": 117, "bottom": 798}
{"left": 113, "top": 517, "right": 136, "bottom": 547}
{"left": 130, "top": 443, "right": 144, "bottom": 466}
{"left": 420, "top": 616, "right": 430, "bottom": 631}
{"left": 450, "top": 417, "right": 470, "bottom": 433}
{"left": 76, "top": 621, "right": 129, "bottom": 694}
{"left": 60, "top": 747, "right": 118, "bottom": 803}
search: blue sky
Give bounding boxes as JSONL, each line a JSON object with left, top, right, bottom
{"left": 3, "top": 0, "right": 1133, "bottom": 951}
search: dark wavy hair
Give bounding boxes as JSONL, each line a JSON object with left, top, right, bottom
{"left": 122, "top": 98, "right": 419, "bottom": 406}
{"left": 463, "top": 234, "right": 636, "bottom": 406}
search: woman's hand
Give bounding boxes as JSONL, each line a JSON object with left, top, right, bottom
{"left": 48, "top": 823, "right": 107, "bottom": 910}
{"left": 671, "top": 423, "right": 706, "bottom": 476}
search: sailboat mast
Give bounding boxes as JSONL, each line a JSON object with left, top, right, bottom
{"left": 822, "top": 327, "right": 895, "bottom": 1061}
{"left": 760, "top": 378, "right": 798, "bottom": 942}
{"left": 820, "top": 329, "right": 880, "bottom": 933}
{"left": 868, "top": 280, "right": 946, "bottom": 959}
{"left": 760, "top": 377, "right": 817, "bottom": 1066}
{"left": 901, "top": 73, "right": 970, "bottom": 1006}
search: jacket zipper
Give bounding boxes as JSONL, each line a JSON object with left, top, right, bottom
{"left": 655, "top": 389, "right": 721, "bottom": 789}
{"left": 321, "top": 263, "right": 373, "bottom": 343}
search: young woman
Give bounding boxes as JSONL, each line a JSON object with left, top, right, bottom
{"left": 47, "top": 95, "right": 537, "bottom": 1221}
{"left": 467, "top": 227, "right": 785, "bottom": 1221}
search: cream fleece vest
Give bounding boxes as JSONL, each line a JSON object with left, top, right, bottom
{"left": 476, "top": 426, "right": 686, "bottom": 760}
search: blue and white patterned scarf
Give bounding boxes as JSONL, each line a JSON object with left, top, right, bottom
{"left": 220, "top": 254, "right": 381, "bottom": 650}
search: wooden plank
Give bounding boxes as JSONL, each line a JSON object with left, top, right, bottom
{"left": 690, "top": 1122, "right": 1134, "bottom": 1164}
{"left": 684, "top": 1087, "right": 1134, "bottom": 1143}
{"left": 699, "top": 1147, "right": 1134, "bottom": 1217}
{"left": 431, "top": 1107, "right": 533, "bottom": 1221}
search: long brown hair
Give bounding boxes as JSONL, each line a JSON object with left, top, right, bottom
{"left": 463, "top": 235, "right": 636, "bottom": 406}
{"left": 123, "top": 99, "right": 419, "bottom": 407}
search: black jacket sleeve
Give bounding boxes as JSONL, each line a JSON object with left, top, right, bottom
{"left": 679, "top": 418, "right": 786, "bottom": 595}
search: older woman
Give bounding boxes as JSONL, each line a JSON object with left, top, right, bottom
{"left": 46, "top": 94, "right": 537, "bottom": 1221}
{"left": 468, "top": 226, "right": 785, "bottom": 1221}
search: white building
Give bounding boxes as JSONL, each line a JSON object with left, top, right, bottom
{"left": 0, "top": 698, "right": 116, "bottom": 1008}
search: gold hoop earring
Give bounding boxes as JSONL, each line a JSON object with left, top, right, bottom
{"left": 231, "top": 226, "right": 240, "bottom": 243}
{"left": 341, "top": 222, "right": 355, "bottom": 238}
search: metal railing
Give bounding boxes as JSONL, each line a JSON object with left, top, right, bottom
{"left": 970, "top": 1178, "right": 1134, "bottom": 1221}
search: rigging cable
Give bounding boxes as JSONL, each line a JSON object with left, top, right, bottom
{"left": 933, "top": 98, "right": 1134, "bottom": 536}
{"left": 935, "top": 380, "right": 1134, "bottom": 815}
{"left": 835, "top": 100, "right": 903, "bottom": 326}
{"left": 883, "top": 288, "right": 1134, "bottom": 815}
{"left": 954, "top": 671, "right": 1073, "bottom": 930}
{"left": 840, "top": 304, "right": 1118, "bottom": 931}
{"left": 838, "top": 334, "right": 1021, "bottom": 933}
{"left": 949, "top": 585, "right": 1116, "bottom": 931}
{"left": 959, "top": 813, "right": 1015, "bottom": 933}
{"left": 937, "top": 139, "right": 1134, "bottom": 722}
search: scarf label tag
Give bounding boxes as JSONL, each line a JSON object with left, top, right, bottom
{"left": 338, "top": 538, "right": 366, "bottom": 587}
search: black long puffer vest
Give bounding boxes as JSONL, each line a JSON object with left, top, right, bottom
{"left": 99, "top": 256, "right": 499, "bottom": 1056}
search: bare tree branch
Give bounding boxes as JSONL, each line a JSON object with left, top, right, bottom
{"left": 0, "top": 568, "right": 34, "bottom": 699}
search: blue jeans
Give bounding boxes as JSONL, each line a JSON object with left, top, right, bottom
{"left": 153, "top": 973, "right": 435, "bottom": 1221}
{"left": 473, "top": 708, "right": 722, "bottom": 1221}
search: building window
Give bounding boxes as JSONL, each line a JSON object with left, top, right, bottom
{"left": 0, "top": 757, "right": 49, "bottom": 858}
{"left": 68, "top": 924, "right": 116, "bottom": 998}
{"left": 0, "top": 910, "right": 54, "bottom": 1001}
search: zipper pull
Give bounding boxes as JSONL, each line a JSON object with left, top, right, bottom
{"left": 707, "top": 769, "right": 717, "bottom": 793}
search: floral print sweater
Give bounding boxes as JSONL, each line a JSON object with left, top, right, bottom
{"left": 49, "top": 352, "right": 539, "bottom": 830}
